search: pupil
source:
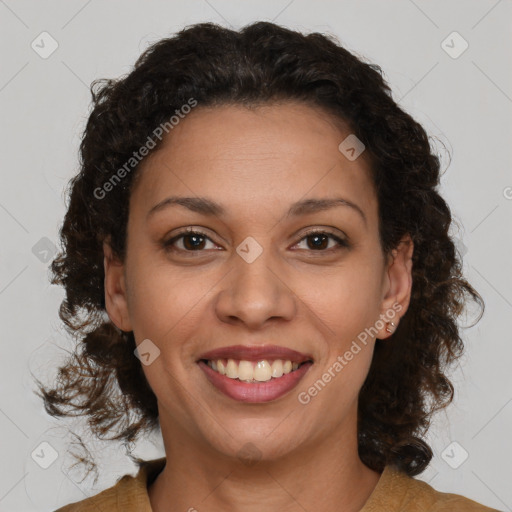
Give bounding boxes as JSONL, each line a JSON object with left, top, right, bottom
{"left": 184, "top": 234, "right": 205, "bottom": 250}
{"left": 309, "top": 234, "right": 327, "bottom": 250}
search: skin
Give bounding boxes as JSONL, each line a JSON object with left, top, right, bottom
{"left": 103, "top": 101, "right": 414, "bottom": 512}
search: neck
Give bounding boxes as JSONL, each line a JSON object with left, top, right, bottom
{"left": 149, "top": 409, "right": 382, "bottom": 512}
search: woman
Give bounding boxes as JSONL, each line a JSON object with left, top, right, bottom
{"left": 41, "top": 21, "right": 499, "bottom": 511}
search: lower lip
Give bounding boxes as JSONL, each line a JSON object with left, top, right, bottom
{"left": 198, "top": 360, "right": 313, "bottom": 403}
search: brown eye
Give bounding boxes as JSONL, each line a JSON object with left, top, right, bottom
{"left": 181, "top": 233, "right": 207, "bottom": 250}
{"left": 294, "top": 230, "right": 349, "bottom": 252}
{"left": 163, "top": 230, "right": 217, "bottom": 252}
{"left": 306, "top": 233, "right": 329, "bottom": 250}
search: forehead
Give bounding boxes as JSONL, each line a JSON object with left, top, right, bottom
{"left": 130, "top": 102, "right": 377, "bottom": 225}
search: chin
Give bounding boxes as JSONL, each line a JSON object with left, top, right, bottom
{"left": 199, "top": 422, "right": 308, "bottom": 465}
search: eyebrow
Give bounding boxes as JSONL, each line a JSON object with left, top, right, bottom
{"left": 146, "top": 195, "right": 367, "bottom": 225}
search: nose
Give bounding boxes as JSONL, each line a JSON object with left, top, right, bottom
{"left": 214, "top": 246, "right": 296, "bottom": 330}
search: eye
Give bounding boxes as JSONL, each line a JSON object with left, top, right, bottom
{"left": 293, "top": 230, "right": 349, "bottom": 252}
{"left": 163, "top": 229, "right": 219, "bottom": 252}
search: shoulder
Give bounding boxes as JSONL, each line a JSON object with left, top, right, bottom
{"left": 362, "top": 465, "right": 501, "bottom": 512}
{"left": 54, "top": 458, "right": 166, "bottom": 512}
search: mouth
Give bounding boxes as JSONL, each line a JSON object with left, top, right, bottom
{"left": 199, "top": 358, "right": 311, "bottom": 382}
{"left": 196, "top": 345, "right": 314, "bottom": 403}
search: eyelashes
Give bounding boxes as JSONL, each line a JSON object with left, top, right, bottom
{"left": 163, "top": 229, "right": 219, "bottom": 252}
{"left": 162, "top": 228, "right": 350, "bottom": 255}
{"left": 294, "top": 229, "right": 349, "bottom": 251}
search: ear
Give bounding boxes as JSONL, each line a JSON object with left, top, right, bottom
{"left": 377, "top": 234, "right": 414, "bottom": 339}
{"left": 103, "top": 237, "right": 132, "bottom": 332}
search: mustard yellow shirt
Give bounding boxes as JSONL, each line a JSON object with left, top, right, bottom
{"left": 55, "top": 458, "right": 501, "bottom": 511}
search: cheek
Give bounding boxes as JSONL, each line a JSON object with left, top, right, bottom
{"left": 299, "top": 262, "right": 383, "bottom": 339}
{"left": 125, "top": 259, "right": 221, "bottom": 364}
{"left": 125, "top": 261, "right": 198, "bottom": 336}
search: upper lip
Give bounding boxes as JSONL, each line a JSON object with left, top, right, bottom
{"left": 198, "top": 345, "right": 313, "bottom": 363}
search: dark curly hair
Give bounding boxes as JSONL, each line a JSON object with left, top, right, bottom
{"left": 38, "top": 20, "right": 484, "bottom": 477}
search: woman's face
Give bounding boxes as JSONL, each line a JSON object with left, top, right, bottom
{"left": 104, "top": 101, "right": 413, "bottom": 462}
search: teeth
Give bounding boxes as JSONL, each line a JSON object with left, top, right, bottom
{"left": 271, "top": 360, "right": 283, "bottom": 378}
{"left": 226, "top": 359, "right": 238, "bottom": 379}
{"left": 254, "top": 360, "right": 271, "bottom": 382}
{"left": 205, "top": 358, "right": 305, "bottom": 382}
{"left": 238, "top": 360, "right": 253, "bottom": 381}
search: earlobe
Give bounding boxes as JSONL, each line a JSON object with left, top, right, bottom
{"left": 103, "top": 238, "right": 132, "bottom": 332}
{"left": 378, "top": 235, "right": 414, "bottom": 339}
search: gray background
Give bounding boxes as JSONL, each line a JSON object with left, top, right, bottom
{"left": 0, "top": 1, "right": 511, "bottom": 510}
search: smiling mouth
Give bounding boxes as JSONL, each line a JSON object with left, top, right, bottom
{"left": 199, "top": 358, "right": 312, "bottom": 383}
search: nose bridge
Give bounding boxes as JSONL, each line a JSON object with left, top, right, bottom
{"left": 215, "top": 236, "right": 295, "bottom": 328}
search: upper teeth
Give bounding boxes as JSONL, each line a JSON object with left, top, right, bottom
{"left": 207, "top": 358, "right": 301, "bottom": 382}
